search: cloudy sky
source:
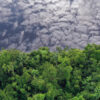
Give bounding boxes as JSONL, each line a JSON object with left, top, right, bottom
{"left": 0, "top": 0, "right": 100, "bottom": 51}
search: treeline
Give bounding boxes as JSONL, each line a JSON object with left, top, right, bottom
{"left": 0, "top": 44, "right": 100, "bottom": 100}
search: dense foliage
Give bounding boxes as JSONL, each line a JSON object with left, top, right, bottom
{"left": 0, "top": 44, "right": 100, "bottom": 100}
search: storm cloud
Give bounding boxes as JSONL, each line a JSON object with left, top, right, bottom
{"left": 0, "top": 0, "right": 100, "bottom": 51}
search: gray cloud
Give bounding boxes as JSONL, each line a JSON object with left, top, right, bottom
{"left": 0, "top": 0, "right": 100, "bottom": 51}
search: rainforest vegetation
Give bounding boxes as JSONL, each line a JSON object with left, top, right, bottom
{"left": 0, "top": 44, "right": 100, "bottom": 100}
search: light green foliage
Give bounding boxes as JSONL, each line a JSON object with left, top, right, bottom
{"left": 33, "top": 93, "right": 45, "bottom": 100}
{"left": 41, "top": 62, "right": 57, "bottom": 84}
{"left": 0, "top": 44, "right": 100, "bottom": 100}
{"left": 71, "top": 95, "right": 85, "bottom": 100}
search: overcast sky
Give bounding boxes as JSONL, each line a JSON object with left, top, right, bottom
{"left": 0, "top": 0, "right": 100, "bottom": 51}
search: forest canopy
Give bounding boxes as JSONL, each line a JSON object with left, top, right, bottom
{"left": 0, "top": 44, "right": 100, "bottom": 100}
